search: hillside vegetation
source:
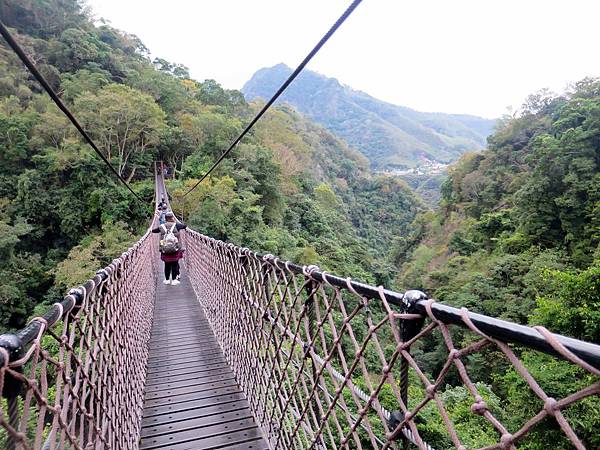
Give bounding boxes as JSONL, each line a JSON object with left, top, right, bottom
{"left": 0, "top": 0, "right": 420, "bottom": 330}
{"left": 243, "top": 63, "right": 496, "bottom": 169}
{"left": 394, "top": 81, "right": 600, "bottom": 448}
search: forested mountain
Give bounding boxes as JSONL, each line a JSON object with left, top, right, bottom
{"left": 393, "top": 81, "right": 600, "bottom": 448}
{"left": 0, "top": 0, "right": 420, "bottom": 331}
{"left": 243, "top": 63, "right": 496, "bottom": 169}
{"left": 395, "top": 83, "right": 600, "bottom": 323}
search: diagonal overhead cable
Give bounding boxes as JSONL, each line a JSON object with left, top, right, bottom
{"left": 183, "top": 0, "right": 363, "bottom": 197}
{"left": 0, "top": 21, "right": 144, "bottom": 203}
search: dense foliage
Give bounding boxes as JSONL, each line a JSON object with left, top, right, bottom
{"left": 395, "top": 80, "right": 600, "bottom": 448}
{"left": 397, "top": 172, "right": 446, "bottom": 207}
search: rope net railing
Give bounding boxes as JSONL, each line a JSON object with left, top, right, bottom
{"left": 0, "top": 168, "right": 175, "bottom": 449}
{"left": 184, "top": 229, "right": 600, "bottom": 450}
{"left": 0, "top": 225, "right": 158, "bottom": 450}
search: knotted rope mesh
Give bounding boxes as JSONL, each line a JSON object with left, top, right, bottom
{"left": 184, "top": 229, "right": 600, "bottom": 450}
{"left": 0, "top": 230, "right": 158, "bottom": 450}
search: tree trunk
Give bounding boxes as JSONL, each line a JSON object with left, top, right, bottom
{"left": 127, "top": 166, "right": 137, "bottom": 183}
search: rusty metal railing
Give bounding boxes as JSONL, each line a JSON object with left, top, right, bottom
{"left": 184, "top": 229, "right": 600, "bottom": 450}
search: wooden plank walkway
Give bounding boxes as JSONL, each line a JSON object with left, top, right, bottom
{"left": 139, "top": 264, "right": 268, "bottom": 450}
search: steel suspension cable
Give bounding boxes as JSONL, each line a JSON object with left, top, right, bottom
{"left": 183, "top": 0, "right": 363, "bottom": 197}
{"left": 0, "top": 21, "right": 145, "bottom": 203}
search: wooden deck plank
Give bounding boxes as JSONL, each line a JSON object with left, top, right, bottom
{"left": 143, "top": 425, "right": 264, "bottom": 450}
{"left": 144, "top": 374, "right": 237, "bottom": 395}
{"left": 144, "top": 364, "right": 231, "bottom": 385}
{"left": 142, "top": 392, "right": 249, "bottom": 420}
{"left": 140, "top": 264, "right": 268, "bottom": 449}
{"left": 145, "top": 360, "right": 229, "bottom": 379}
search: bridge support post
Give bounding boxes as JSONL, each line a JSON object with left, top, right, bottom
{"left": 393, "top": 290, "right": 426, "bottom": 450}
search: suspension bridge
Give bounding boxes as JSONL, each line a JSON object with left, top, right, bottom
{"left": 1, "top": 0, "right": 599, "bottom": 447}
{"left": 0, "top": 170, "right": 598, "bottom": 450}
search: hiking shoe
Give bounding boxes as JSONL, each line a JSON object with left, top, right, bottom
{"left": 171, "top": 279, "right": 180, "bottom": 286}
{"left": 163, "top": 279, "right": 170, "bottom": 285}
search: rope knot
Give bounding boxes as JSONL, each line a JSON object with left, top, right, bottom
{"left": 449, "top": 349, "right": 460, "bottom": 360}
{"left": 425, "top": 384, "right": 436, "bottom": 399}
{"left": 544, "top": 397, "right": 559, "bottom": 415}
{"left": 470, "top": 398, "right": 488, "bottom": 415}
{"left": 500, "top": 433, "right": 513, "bottom": 449}
{"left": 262, "top": 253, "right": 274, "bottom": 263}
{"left": 302, "top": 264, "right": 320, "bottom": 277}
{"left": 96, "top": 269, "right": 109, "bottom": 282}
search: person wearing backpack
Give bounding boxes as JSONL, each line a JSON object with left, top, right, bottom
{"left": 158, "top": 204, "right": 168, "bottom": 225}
{"left": 152, "top": 212, "right": 187, "bottom": 285}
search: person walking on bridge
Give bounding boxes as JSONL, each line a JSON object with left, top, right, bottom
{"left": 158, "top": 203, "right": 168, "bottom": 225}
{"left": 152, "top": 212, "right": 186, "bottom": 285}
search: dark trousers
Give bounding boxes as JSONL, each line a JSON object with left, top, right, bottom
{"left": 164, "top": 261, "right": 180, "bottom": 280}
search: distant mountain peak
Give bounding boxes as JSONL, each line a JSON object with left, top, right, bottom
{"left": 242, "top": 65, "right": 496, "bottom": 169}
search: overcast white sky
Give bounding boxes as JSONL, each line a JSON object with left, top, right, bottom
{"left": 87, "top": 0, "right": 600, "bottom": 118}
